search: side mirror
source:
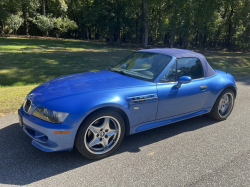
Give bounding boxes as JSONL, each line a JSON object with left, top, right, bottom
{"left": 121, "top": 64, "right": 126, "bottom": 69}
{"left": 175, "top": 76, "right": 192, "bottom": 88}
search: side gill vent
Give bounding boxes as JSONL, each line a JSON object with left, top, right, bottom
{"left": 126, "top": 94, "right": 158, "bottom": 104}
{"left": 131, "top": 96, "right": 151, "bottom": 103}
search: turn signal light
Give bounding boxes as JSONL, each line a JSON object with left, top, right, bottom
{"left": 54, "top": 131, "right": 70, "bottom": 134}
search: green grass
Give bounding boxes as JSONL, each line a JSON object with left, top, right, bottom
{"left": 0, "top": 38, "right": 135, "bottom": 86}
{"left": 194, "top": 49, "right": 250, "bottom": 78}
{"left": 0, "top": 37, "right": 249, "bottom": 115}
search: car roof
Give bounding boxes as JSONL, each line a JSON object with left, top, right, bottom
{"left": 137, "top": 48, "right": 216, "bottom": 78}
{"left": 138, "top": 48, "right": 199, "bottom": 58}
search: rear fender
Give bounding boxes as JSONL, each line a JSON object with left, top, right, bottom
{"left": 203, "top": 72, "right": 237, "bottom": 109}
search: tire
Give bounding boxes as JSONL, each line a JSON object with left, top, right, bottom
{"left": 75, "top": 109, "right": 125, "bottom": 159}
{"left": 207, "top": 89, "right": 235, "bottom": 121}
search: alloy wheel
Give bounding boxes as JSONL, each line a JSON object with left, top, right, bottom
{"left": 84, "top": 116, "right": 121, "bottom": 155}
{"left": 218, "top": 93, "right": 234, "bottom": 118}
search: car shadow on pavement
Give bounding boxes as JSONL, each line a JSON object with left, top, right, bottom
{"left": 0, "top": 115, "right": 218, "bottom": 185}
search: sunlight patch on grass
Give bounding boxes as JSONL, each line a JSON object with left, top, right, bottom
{"left": 0, "top": 85, "right": 37, "bottom": 116}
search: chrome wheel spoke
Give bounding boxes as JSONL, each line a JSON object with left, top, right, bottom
{"left": 220, "top": 106, "right": 224, "bottom": 112}
{"left": 88, "top": 136, "right": 101, "bottom": 147}
{"left": 101, "top": 137, "right": 109, "bottom": 149}
{"left": 224, "top": 95, "right": 229, "bottom": 104}
{"left": 106, "top": 129, "right": 118, "bottom": 137}
{"left": 222, "top": 95, "right": 227, "bottom": 102}
{"left": 89, "top": 126, "right": 100, "bottom": 135}
{"left": 100, "top": 118, "right": 110, "bottom": 129}
{"left": 218, "top": 104, "right": 222, "bottom": 110}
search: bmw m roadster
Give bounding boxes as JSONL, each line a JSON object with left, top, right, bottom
{"left": 18, "top": 48, "right": 237, "bottom": 159}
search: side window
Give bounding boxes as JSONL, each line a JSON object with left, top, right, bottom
{"left": 159, "top": 60, "right": 177, "bottom": 83}
{"left": 177, "top": 58, "right": 204, "bottom": 79}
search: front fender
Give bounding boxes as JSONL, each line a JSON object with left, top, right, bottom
{"left": 40, "top": 90, "right": 130, "bottom": 115}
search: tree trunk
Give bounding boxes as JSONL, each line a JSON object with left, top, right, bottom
{"left": 184, "top": 34, "right": 188, "bottom": 48}
{"left": 215, "top": 6, "right": 228, "bottom": 44}
{"left": 203, "top": 34, "right": 207, "bottom": 47}
{"left": 117, "top": 17, "right": 120, "bottom": 45}
{"left": 41, "top": 0, "right": 46, "bottom": 36}
{"left": 170, "top": 29, "right": 175, "bottom": 48}
{"left": 96, "top": 27, "right": 99, "bottom": 39}
{"left": 226, "top": 6, "right": 234, "bottom": 49}
{"left": 0, "top": 20, "right": 3, "bottom": 34}
{"left": 135, "top": 17, "right": 138, "bottom": 45}
{"left": 42, "top": 0, "right": 46, "bottom": 15}
{"left": 164, "top": 33, "right": 168, "bottom": 46}
{"left": 198, "top": 34, "right": 202, "bottom": 47}
{"left": 23, "top": 11, "right": 29, "bottom": 35}
{"left": 141, "top": 1, "right": 148, "bottom": 48}
{"left": 109, "top": 27, "right": 113, "bottom": 43}
{"left": 87, "top": 28, "right": 89, "bottom": 40}
{"left": 81, "top": 23, "right": 85, "bottom": 39}
{"left": 195, "top": 30, "right": 198, "bottom": 47}
{"left": 170, "top": 4, "right": 176, "bottom": 48}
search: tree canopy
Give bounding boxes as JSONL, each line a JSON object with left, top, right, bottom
{"left": 0, "top": 0, "right": 249, "bottom": 50}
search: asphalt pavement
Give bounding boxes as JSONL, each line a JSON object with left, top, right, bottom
{"left": 0, "top": 76, "right": 250, "bottom": 187}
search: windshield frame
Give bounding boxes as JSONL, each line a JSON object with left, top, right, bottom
{"left": 110, "top": 52, "right": 173, "bottom": 83}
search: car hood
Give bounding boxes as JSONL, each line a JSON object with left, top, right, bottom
{"left": 28, "top": 70, "right": 153, "bottom": 103}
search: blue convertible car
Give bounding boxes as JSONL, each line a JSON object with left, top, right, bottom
{"left": 18, "top": 48, "right": 237, "bottom": 159}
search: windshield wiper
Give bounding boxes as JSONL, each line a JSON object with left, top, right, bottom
{"left": 108, "top": 67, "right": 114, "bottom": 72}
{"left": 111, "top": 69, "right": 132, "bottom": 77}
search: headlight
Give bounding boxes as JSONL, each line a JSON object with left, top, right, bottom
{"left": 32, "top": 107, "right": 69, "bottom": 123}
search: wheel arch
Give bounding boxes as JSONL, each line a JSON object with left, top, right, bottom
{"left": 225, "top": 85, "right": 237, "bottom": 98}
{"left": 75, "top": 106, "right": 131, "bottom": 140}
{"left": 210, "top": 85, "right": 237, "bottom": 110}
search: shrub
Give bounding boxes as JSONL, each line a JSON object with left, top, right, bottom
{"left": 54, "top": 17, "right": 78, "bottom": 37}
{"left": 6, "top": 14, "right": 24, "bottom": 35}
{"left": 34, "top": 14, "right": 54, "bottom": 36}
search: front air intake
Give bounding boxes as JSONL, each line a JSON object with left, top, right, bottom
{"left": 24, "top": 99, "right": 31, "bottom": 113}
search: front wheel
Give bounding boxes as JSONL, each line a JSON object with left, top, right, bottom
{"left": 75, "top": 110, "right": 125, "bottom": 159}
{"left": 207, "top": 89, "right": 235, "bottom": 121}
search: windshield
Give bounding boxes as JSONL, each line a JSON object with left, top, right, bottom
{"left": 112, "top": 52, "right": 172, "bottom": 81}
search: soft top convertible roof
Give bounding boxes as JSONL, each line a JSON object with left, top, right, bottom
{"left": 138, "top": 48, "right": 216, "bottom": 78}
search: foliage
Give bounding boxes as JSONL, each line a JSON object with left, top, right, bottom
{"left": 5, "top": 14, "right": 23, "bottom": 34}
{"left": 0, "top": 0, "right": 250, "bottom": 50}
{"left": 34, "top": 14, "right": 54, "bottom": 33}
{"left": 54, "top": 17, "right": 78, "bottom": 36}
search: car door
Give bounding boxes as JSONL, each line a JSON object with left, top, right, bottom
{"left": 156, "top": 58, "right": 210, "bottom": 120}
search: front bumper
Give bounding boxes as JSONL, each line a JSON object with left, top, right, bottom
{"left": 19, "top": 106, "right": 85, "bottom": 152}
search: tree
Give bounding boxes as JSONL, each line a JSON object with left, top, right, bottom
{"left": 54, "top": 17, "right": 78, "bottom": 37}
{"left": 34, "top": 14, "right": 54, "bottom": 36}
{"left": 6, "top": 14, "right": 24, "bottom": 35}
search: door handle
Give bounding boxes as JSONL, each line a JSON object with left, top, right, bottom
{"left": 200, "top": 85, "right": 207, "bottom": 90}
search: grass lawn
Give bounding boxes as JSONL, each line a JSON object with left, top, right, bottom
{"left": 0, "top": 37, "right": 249, "bottom": 115}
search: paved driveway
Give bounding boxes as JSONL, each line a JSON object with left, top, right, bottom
{"left": 0, "top": 77, "right": 250, "bottom": 187}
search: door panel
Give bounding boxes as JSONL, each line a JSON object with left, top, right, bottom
{"left": 156, "top": 79, "right": 209, "bottom": 120}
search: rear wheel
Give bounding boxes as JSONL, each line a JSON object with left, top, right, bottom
{"left": 75, "top": 110, "right": 125, "bottom": 159}
{"left": 207, "top": 89, "right": 235, "bottom": 121}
